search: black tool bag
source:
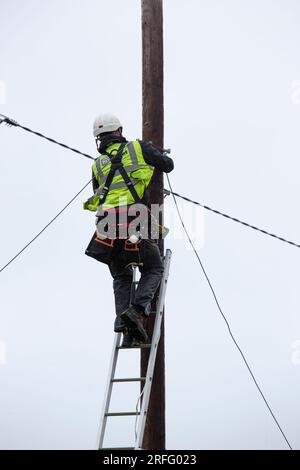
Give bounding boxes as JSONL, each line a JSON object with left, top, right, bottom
{"left": 85, "top": 231, "right": 116, "bottom": 265}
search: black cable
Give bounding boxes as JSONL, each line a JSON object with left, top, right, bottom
{"left": 166, "top": 174, "right": 293, "bottom": 451}
{"left": 0, "top": 179, "right": 92, "bottom": 274}
{"left": 164, "top": 188, "right": 300, "bottom": 250}
{"left": 0, "top": 114, "right": 95, "bottom": 161}
{"left": 2, "top": 114, "right": 300, "bottom": 250}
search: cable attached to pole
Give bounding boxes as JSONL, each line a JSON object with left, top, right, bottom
{"left": 0, "top": 179, "right": 92, "bottom": 274}
{"left": 164, "top": 188, "right": 300, "bottom": 250}
{"left": 0, "top": 114, "right": 95, "bottom": 161}
{"left": 0, "top": 114, "right": 295, "bottom": 447}
{"left": 2, "top": 114, "right": 298, "bottom": 250}
{"left": 166, "top": 174, "right": 293, "bottom": 450}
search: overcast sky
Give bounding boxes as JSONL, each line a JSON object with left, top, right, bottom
{"left": 1, "top": 0, "right": 300, "bottom": 450}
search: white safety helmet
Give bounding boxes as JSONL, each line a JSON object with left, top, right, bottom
{"left": 93, "top": 113, "right": 122, "bottom": 138}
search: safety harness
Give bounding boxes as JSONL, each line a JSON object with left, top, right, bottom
{"left": 97, "top": 142, "right": 167, "bottom": 239}
{"left": 90, "top": 143, "right": 144, "bottom": 257}
{"left": 98, "top": 143, "right": 142, "bottom": 206}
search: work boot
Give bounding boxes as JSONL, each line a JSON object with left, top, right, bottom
{"left": 121, "top": 331, "right": 143, "bottom": 348}
{"left": 121, "top": 306, "right": 148, "bottom": 343}
{"left": 114, "top": 315, "right": 126, "bottom": 333}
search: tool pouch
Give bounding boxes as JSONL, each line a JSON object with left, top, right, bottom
{"left": 85, "top": 231, "right": 115, "bottom": 265}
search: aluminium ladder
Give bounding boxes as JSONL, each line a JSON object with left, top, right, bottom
{"left": 97, "top": 249, "right": 172, "bottom": 450}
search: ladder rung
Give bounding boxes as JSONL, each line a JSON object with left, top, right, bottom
{"left": 105, "top": 411, "right": 140, "bottom": 417}
{"left": 112, "top": 377, "right": 146, "bottom": 383}
{"left": 117, "top": 343, "right": 151, "bottom": 349}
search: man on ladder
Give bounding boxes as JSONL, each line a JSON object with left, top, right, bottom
{"left": 84, "top": 113, "right": 174, "bottom": 347}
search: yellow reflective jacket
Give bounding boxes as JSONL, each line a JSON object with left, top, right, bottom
{"left": 83, "top": 140, "right": 154, "bottom": 211}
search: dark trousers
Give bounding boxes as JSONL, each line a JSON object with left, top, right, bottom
{"left": 109, "top": 239, "right": 164, "bottom": 318}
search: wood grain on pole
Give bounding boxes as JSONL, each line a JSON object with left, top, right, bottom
{"left": 141, "top": 0, "right": 165, "bottom": 450}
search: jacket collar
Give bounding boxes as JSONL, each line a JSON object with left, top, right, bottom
{"left": 98, "top": 135, "right": 127, "bottom": 154}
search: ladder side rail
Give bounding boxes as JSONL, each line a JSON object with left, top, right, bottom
{"left": 97, "top": 332, "right": 122, "bottom": 449}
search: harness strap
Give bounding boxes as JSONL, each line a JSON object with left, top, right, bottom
{"left": 98, "top": 143, "right": 126, "bottom": 205}
{"left": 118, "top": 165, "right": 142, "bottom": 204}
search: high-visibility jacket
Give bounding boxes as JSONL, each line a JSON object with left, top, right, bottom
{"left": 83, "top": 140, "right": 154, "bottom": 211}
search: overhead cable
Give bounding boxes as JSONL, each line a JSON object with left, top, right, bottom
{"left": 166, "top": 174, "right": 293, "bottom": 451}
{"left": 0, "top": 114, "right": 95, "bottom": 161}
{"left": 1, "top": 114, "right": 299, "bottom": 250}
{"left": 163, "top": 189, "right": 300, "bottom": 249}
{"left": 0, "top": 179, "right": 92, "bottom": 274}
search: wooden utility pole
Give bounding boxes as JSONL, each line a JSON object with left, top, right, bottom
{"left": 141, "top": 0, "right": 165, "bottom": 450}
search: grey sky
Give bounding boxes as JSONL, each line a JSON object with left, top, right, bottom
{"left": 0, "top": 0, "right": 300, "bottom": 450}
